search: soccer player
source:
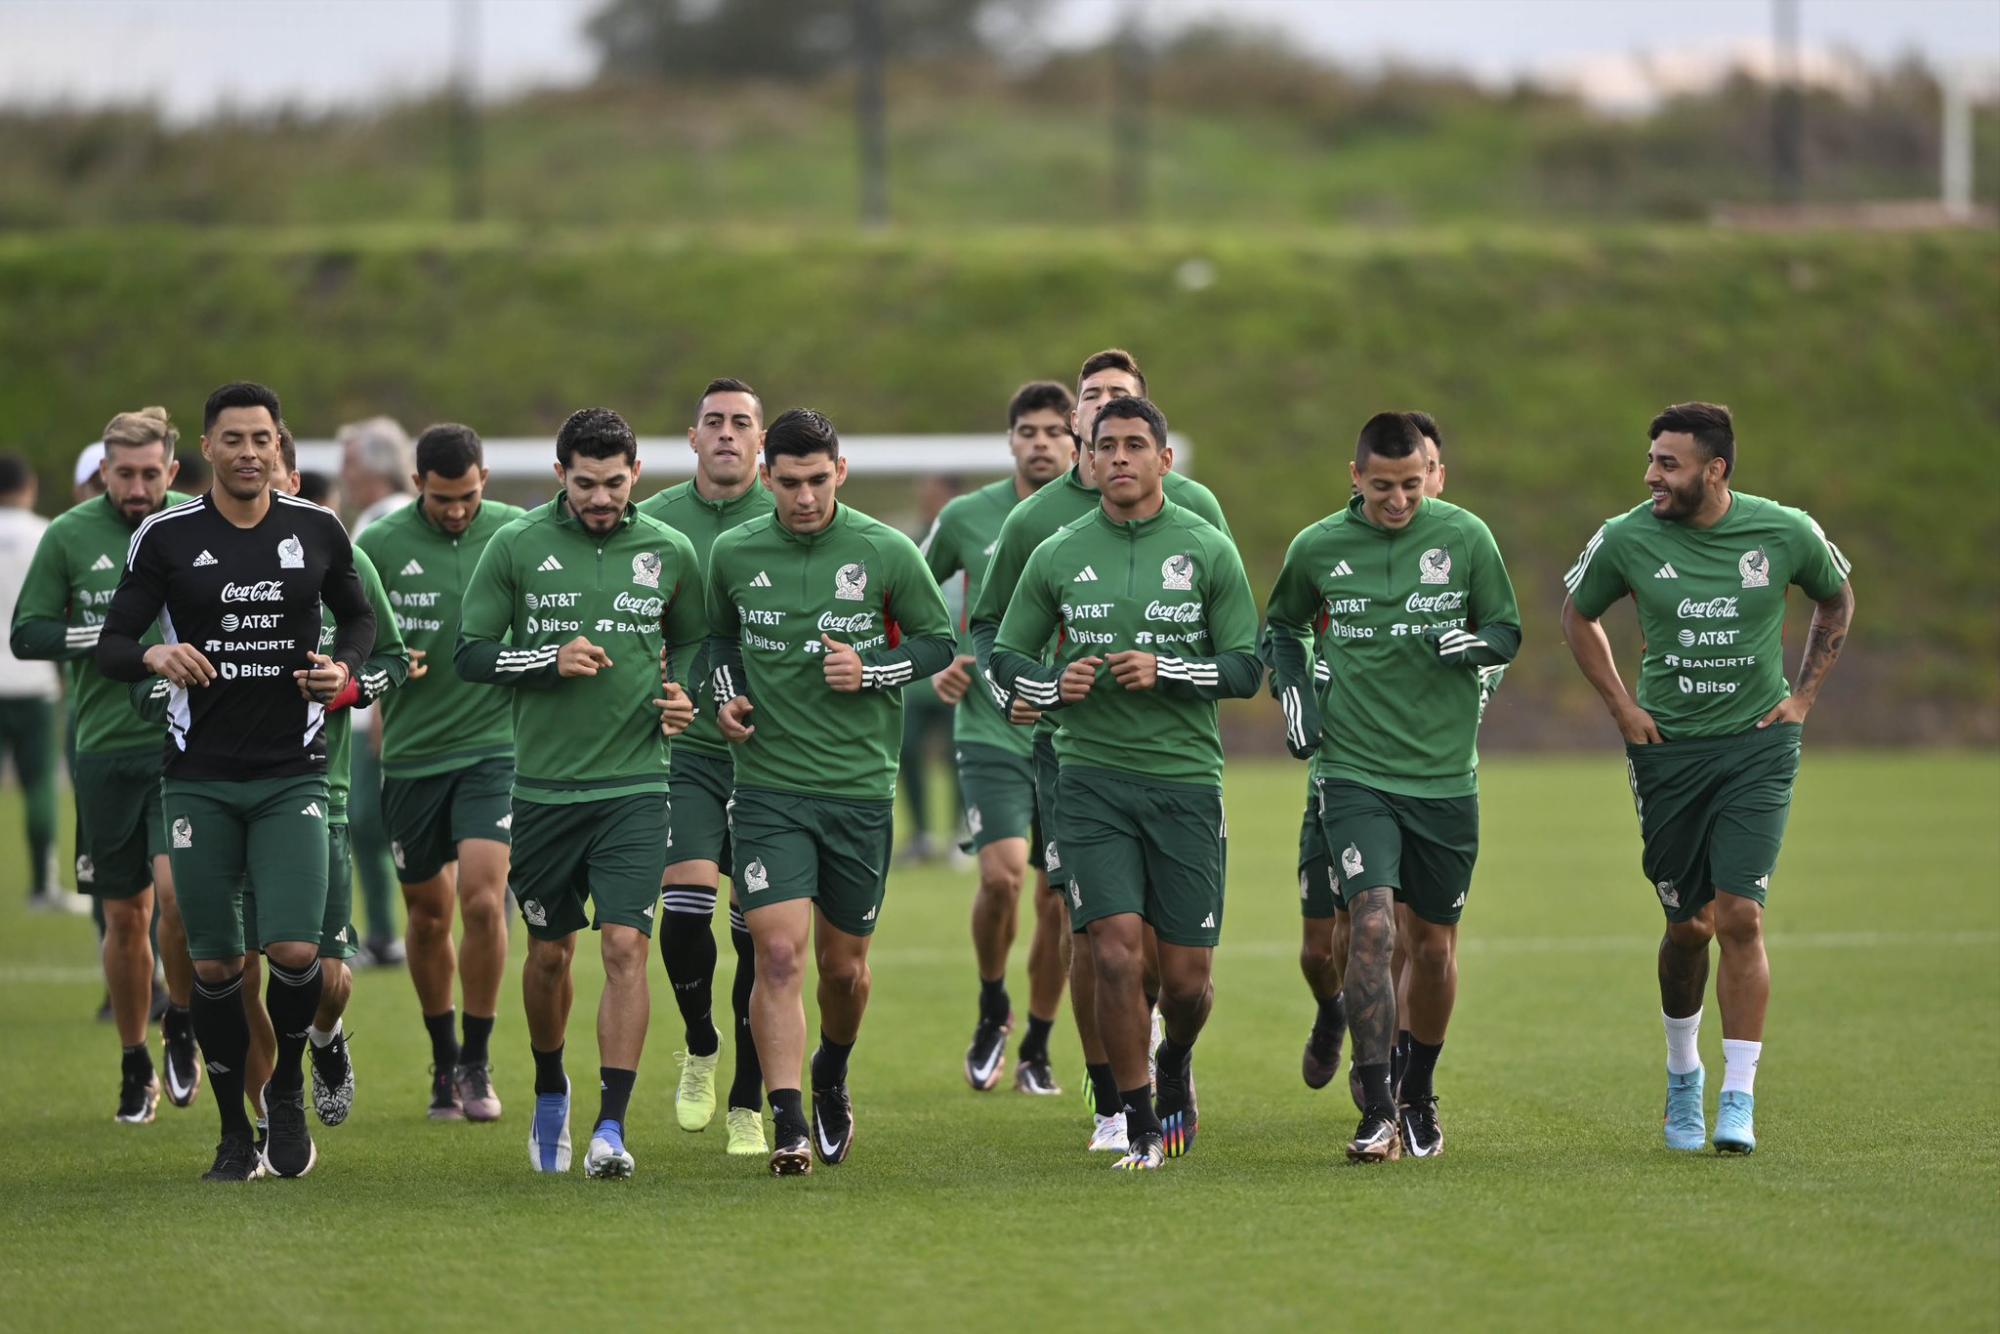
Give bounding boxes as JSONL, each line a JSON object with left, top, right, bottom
{"left": 705, "top": 408, "right": 954, "bottom": 1176}
{"left": 97, "top": 381, "right": 377, "bottom": 1181}
{"left": 1561, "top": 402, "right": 1853, "bottom": 1155}
{"left": 989, "top": 396, "right": 1261, "bottom": 1171}
{"left": 968, "top": 347, "right": 1232, "bottom": 1153}
{"left": 358, "top": 423, "right": 525, "bottom": 1121}
{"left": 0, "top": 455, "right": 60, "bottom": 910}
{"left": 12, "top": 408, "right": 199, "bottom": 1120}
{"left": 921, "top": 379, "right": 1077, "bottom": 1094}
{"left": 456, "top": 407, "right": 704, "bottom": 1179}
{"left": 635, "top": 377, "right": 776, "bottom": 1154}
{"left": 1267, "top": 411, "right": 1521, "bottom": 1163}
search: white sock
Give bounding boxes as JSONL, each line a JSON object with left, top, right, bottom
{"left": 1722, "top": 1039, "right": 1761, "bottom": 1095}
{"left": 308, "top": 1019, "right": 341, "bottom": 1049}
{"left": 1663, "top": 1009, "right": 1702, "bottom": 1075}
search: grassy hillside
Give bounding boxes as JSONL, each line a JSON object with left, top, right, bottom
{"left": 1, "top": 223, "right": 1994, "bottom": 738}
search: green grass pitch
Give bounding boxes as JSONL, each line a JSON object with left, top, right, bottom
{"left": 0, "top": 752, "right": 1994, "bottom": 1330}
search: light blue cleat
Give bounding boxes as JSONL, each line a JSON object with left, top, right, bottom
{"left": 529, "top": 1077, "right": 572, "bottom": 1173}
{"left": 1663, "top": 1067, "right": 1706, "bottom": 1151}
{"left": 585, "top": 1121, "right": 636, "bottom": 1179}
{"left": 1714, "top": 1090, "right": 1756, "bottom": 1154}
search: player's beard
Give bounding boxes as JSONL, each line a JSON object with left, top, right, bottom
{"left": 1650, "top": 474, "right": 1708, "bottom": 521}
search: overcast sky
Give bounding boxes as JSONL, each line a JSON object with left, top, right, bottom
{"left": 2, "top": 0, "right": 1994, "bottom": 120}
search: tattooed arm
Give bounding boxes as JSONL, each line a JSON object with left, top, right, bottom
{"left": 1758, "top": 581, "right": 1855, "bottom": 729}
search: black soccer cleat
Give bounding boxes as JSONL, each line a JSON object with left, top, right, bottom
{"left": 964, "top": 1011, "right": 1011, "bottom": 1092}
{"left": 428, "top": 1062, "right": 464, "bottom": 1121}
{"left": 202, "top": 1130, "right": 265, "bottom": 1182}
{"left": 162, "top": 1015, "right": 201, "bottom": 1108}
{"left": 116, "top": 1067, "right": 161, "bottom": 1125}
{"left": 263, "top": 1089, "right": 318, "bottom": 1179}
{"left": 1114, "top": 1131, "right": 1166, "bottom": 1171}
{"left": 309, "top": 1029, "right": 356, "bottom": 1127}
{"left": 811, "top": 1082, "right": 856, "bottom": 1165}
{"left": 769, "top": 1131, "right": 812, "bottom": 1177}
{"left": 1013, "top": 1054, "right": 1062, "bottom": 1096}
{"left": 1302, "top": 1021, "right": 1343, "bottom": 1091}
{"left": 1153, "top": 1040, "right": 1198, "bottom": 1158}
{"left": 1346, "top": 1111, "right": 1403, "bottom": 1164}
{"left": 1399, "top": 1095, "right": 1444, "bottom": 1159}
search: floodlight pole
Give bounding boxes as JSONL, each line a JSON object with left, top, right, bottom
{"left": 1941, "top": 61, "right": 1973, "bottom": 220}
{"left": 1111, "top": 4, "right": 1149, "bottom": 223}
{"left": 450, "top": 0, "right": 484, "bottom": 222}
{"left": 856, "top": 0, "right": 890, "bottom": 231}
{"left": 1770, "top": 0, "right": 1803, "bottom": 206}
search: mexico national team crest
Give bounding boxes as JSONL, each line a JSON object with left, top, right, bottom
{"left": 1419, "top": 547, "right": 1452, "bottom": 584}
{"left": 1739, "top": 548, "right": 1770, "bottom": 588}
{"left": 1656, "top": 879, "right": 1680, "bottom": 910}
{"left": 76, "top": 855, "right": 95, "bottom": 885}
{"left": 278, "top": 535, "right": 305, "bottom": 569}
{"left": 744, "top": 858, "right": 770, "bottom": 893}
{"left": 631, "top": 551, "right": 662, "bottom": 589}
{"left": 172, "top": 817, "right": 193, "bottom": 849}
{"left": 835, "top": 563, "right": 868, "bottom": 601}
{"left": 1341, "top": 843, "right": 1364, "bottom": 879}
{"left": 1161, "top": 554, "right": 1193, "bottom": 591}
{"left": 522, "top": 900, "right": 547, "bottom": 927}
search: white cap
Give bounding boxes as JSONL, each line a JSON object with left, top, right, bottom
{"left": 74, "top": 441, "right": 106, "bottom": 487}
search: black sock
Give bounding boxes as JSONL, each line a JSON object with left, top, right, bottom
{"left": 264, "top": 959, "right": 323, "bottom": 1095}
{"left": 769, "top": 1087, "right": 808, "bottom": 1141}
{"left": 596, "top": 1067, "right": 636, "bottom": 1129}
{"left": 122, "top": 1043, "right": 154, "bottom": 1079}
{"left": 1122, "top": 1085, "right": 1162, "bottom": 1138}
{"left": 1392, "top": 1029, "right": 1413, "bottom": 1095}
{"left": 1314, "top": 993, "right": 1346, "bottom": 1037}
{"left": 1402, "top": 1038, "right": 1444, "bottom": 1103}
{"left": 727, "top": 918, "right": 762, "bottom": 1110}
{"left": 1086, "top": 1062, "right": 1119, "bottom": 1117}
{"left": 424, "top": 1009, "right": 460, "bottom": 1072}
{"left": 1019, "top": 1015, "right": 1054, "bottom": 1063}
{"left": 460, "top": 1013, "right": 494, "bottom": 1068}
{"left": 191, "top": 971, "right": 252, "bottom": 1134}
{"left": 1357, "top": 1061, "right": 1394, "bottom": 1120}
{"left": 811, "top": 1033, "right": 854, "bottom": 1090}
{"left": 1160, "top": 1033, "right": 1194, "bottom": 1074}
{"left": 163, "top": 1002, "right": 193, "bottom": 1042}
{"left": 661, "top": 909, "right": 720, "bottom": 1056}
{"left": 532, "top": 1043, "right": 566, "bottom": 1096}
{"left": 979, "top": 976, "right": 1009, "bottom": 1023}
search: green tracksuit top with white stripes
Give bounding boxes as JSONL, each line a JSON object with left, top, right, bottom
{"left": 705, "top": 501, "right": 956, "bottom": 803}
{"left": 989, "top": 499, "right": 1262, "bottom": 787}
{"left": 455, "top": 493, "right": 705, "bottom": 805}
{"left": 920, "top": 476, "right": 1035, "bottom": 757}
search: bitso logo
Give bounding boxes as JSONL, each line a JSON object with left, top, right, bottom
{"left": 172, "top": 817, "right": 193, "bottom": 849}
{"left": 1655, "top": 879, "right": 1680, "bottom": 909}
{"left": 522, "top": 900, "right": 548, "bottom": 927}
{"left": 278, "top": 535, "right": 305, "bottom": 569}
{"left": 1678, "top": 674, "right": 1694, "bottom": 694}
{"left": 631, "top": 551, "right": 662, "bottom": 589}
{"left": 76, "top": 855, "right": 95, "bottom": 884}
{"left": 1419, "top": 548, "right": 1452, "bottom": 585}
{"left": 834, "top": 563, "right": 868, "bottom": 601}
{"left": 1739, "top": 549, "right": 1770, "bottom": 588}
{"left": 1341, "top": 844, "right": 1364, "bottom": 879}
{"left": 744, "top": 859, "right": 770, "bottom": 893}
{"left": 1161, "top": 554, "right": 1194, "bottom": 591}
{"left": 526, "top": 616, "right": 540, "bottom": 635}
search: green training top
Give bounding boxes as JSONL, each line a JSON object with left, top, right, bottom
{"left": 1266, "top": 495, "right": 1521, "bottom": 798}
{"left": 1563, "top": 491, "right": 1850, "bottom": 741}
{"left": 921, "top": 475, "right": 1036, "bottom": 757}
{"left": 10, "top": 491, "right": 193, "bottom": 755}
{"left": 637, "top": 478, "right": 776, "bottom": 760}
{"left": 455, "top": 493, "right": 706, "bottom": 805}
{"left": 356, "top": 497, "right": 525, "bottom": 778}
{"left": 990, "top": 499, "right": 1261, "bottom": 787}
{"left": 706, "top": 500, "right": 955, "bottom": 803}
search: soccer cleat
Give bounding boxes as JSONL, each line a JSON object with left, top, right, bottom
{"left": 428, "top": 1062, "right": 465, "bottom": 1121}
{"left": 1153, "top": 1041, "right": 1198, "bottom": 1158}
{"left": 1087, "top": 1111, "right": 1129, "bottom": 1154}
{"left": 811, "top": 1082, "right": 856, "bottom": 1165}
{"left": 529, "top": 1077, "right": 572, "bottom": 1173}
{"left": 116, "top": 1069, "right": 161, "bottom": 1125}
{"left": 1714, "top": 1090, "right": 1756, "bottom": 1154}
{"left": 202, "top": 1130, "right": 266, "bottom": 1182}
{"left": 1399, "top": 1095, "right": 1445, "bottom": 1158}
{"left": 675, "top": 1048, "right": 720, "bottom": 1131}
{"left": 1346, "top": 1112, "right": 1403, "bottom": 1163}
{"left": 1014, "top": 1055, "right": 1062, "bottom": 1096}
{"left": 162, "top": 1019, "right": 201, "bottom": 1108}
{"left": 309, "top": 1030, "right": 356, "bottom": 1127}
{"left": 964, "top": 1012, "right": 1011, "bottom": 1092}
{"left": 725, "top": 1107, "right": 768, "bottom": 1156}
{"left": 262, "top": 1089, "right": 318, "bottom": 1178}
{"left": 1303, "top": 1022, "right": 1343, "bottom": 1091}
{"left": 1114, "top": 1131, "right": 1166, "bottom": 1171}
{"left": 454, "top": 1062, "right": 503, "bottom": 1122}
{"left": 585, "top": 1122, "right": 635, "bottom": 1178}
{"left": 1663, "top": 1067, "right": 1706, "bottom": 1152}
{"left": 769, "top": 1131, "right": 812, "bottom": 1177}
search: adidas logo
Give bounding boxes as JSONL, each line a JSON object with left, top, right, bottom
{"left": 300, "top": 802, "right": 323, "bottom": 818}
{"left": 750, "top": 571, "right": 772, "bottom": 588}
{"left": 400, "top": 559, "right": 424, "bottom": 576}
{"left": 206, "top": 1060, "right": 231, "bottom": 1075}
{"left": 90, "top": 553, "right": 115, "bottom": 572}
{"left": 496, "top": 812, "right": 512, "bottom": 831}
{"left": 1328, "top": 560, "right": 1354, "bottom": 578}
{"left": 642, "top": 903, "right": 656, "bottom": 920}
{"left": 1200, "top": 912, "right": 1216, "bottom": 929}
{"left": 192, "top": 550, "right": 218, "bottom": 567}
{"left": 1654, "top": 563, "right": 1679, "bottom": 579}
{"left": 1073, "top": 566, "right": 1099, "bottom": 583}
{"left": 862, "top": 906, "right": 877, "bottom": 922}
{"left": 537, "top": 555, "right": 563, "bottom": 572}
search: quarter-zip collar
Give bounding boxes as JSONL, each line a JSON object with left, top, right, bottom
{"left": 687, "top": 477, "right": 769, "bottom": 517}
{"left": 772, "top": 499, "right": 848, "bottom": 547}
{"left": 1092, "top": 494, "right": 1172, "bottom": 537}
{"left": 1059, "top": 463, "right": 1098, "bottom": 499}
{"left": 1346, "top": 493, "right": 1431, "bottom": 536}
{"left": 549, "top": 490, "right": 636, "bottom": 533}
{"left": 414, "top": 496, "right": 498, "bottom": 538}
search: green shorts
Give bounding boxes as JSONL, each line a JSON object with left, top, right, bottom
{"left": 1057, "top": 765, "right": 1226, "bottom": 948}
{"left": 1312, "top": 778, "right": 1479, "bottom": 926}
{"left": 73, "top": 749, "right": 166, "bottom": 900}
{"left": 1296, "top": 782, "right": 1341, "bottom": 920}
{"left": 381, "top": 756, "right": 514, "bottom": 885}
{"left": 729, "top": 785, "right": 893, "bottom": 937}
{"left": 666, "top": 747, "right": 733, "bottom": 873}
{"left": 509, "top": 793, "right": 669, "bottom": 941}
{"left": 244, "top": 822, "right": 358, "bottom": 959}
{"left": 956, "top": 741, "right": 1042, "bottom": 863}
{"left": 1033, "top": 731, "right": 1071, "bottom": 888}
{"left": 163, "top": 774, "right": 331, "bottom": 960}
{"left": 1625, "top": 723, "right": 1800, "bottom": 923}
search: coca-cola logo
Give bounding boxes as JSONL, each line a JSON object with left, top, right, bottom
{"left": 221, "top": 580, "right": 284, "bottom": 603}
{"left": 1144, "top": 600, "right": 1204, "bottom": 623}
{"left": 818, "top": 611, "right": 874, "bottom": 635}
{"left": 613, "top": 592, "right": 664, "bottom": 617}
{"left": 1404, "top": 590, "right": 1467, "bottom": 614}
{"left": 1677, "top": 596, "right": 1739, "bottom": 620}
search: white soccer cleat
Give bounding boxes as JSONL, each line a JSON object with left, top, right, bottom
{"left": 584, "top": 1123, "right": 635, "bottom": 1179}
{"left": 1087, "top": 1111, "right": 1129, "bottom": 1153}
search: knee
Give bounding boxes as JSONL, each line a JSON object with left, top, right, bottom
{"left": 600, "top": 928, "right": 648, "bottom": 980}
{"left": 756, "top": 935, "right": 805, "bottom": 991}
{"left": 458, "top": 888, "right": 505, "bottom": 934}
{"left": 1713, "top": 896, "right": 1763, "bottom": 948}
{"left": 525, "top": 940, "right": 570, "bottom": 984}
{"left": 102, "top": 896, "right": 151, "bottom": 936}
{"left": 266, "top": 941, "right": 317, "bottom": 972}
{"left": 1409, "top": 925, "right": 1456, "bottom": 971}
{"left": 1088, "top": 930, "right": 1143, "bottom": 986}
{"left": 818, "top": 951, "right": 869, "bottom": 998}
{"left": 1033, "top": 890, "right": 1065, "bottom": 931}
{"left": 978, "top": 867, "right": 1024, "bottom": 902}
{"left": 193, "top": 958, "right": 242, "bottom": 984}
{"left": 1666, "top": 914, "right": 1715, "bottom": 951}
{"left": 1160, "top": 970, "right": 1209, "bottom": 1012}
